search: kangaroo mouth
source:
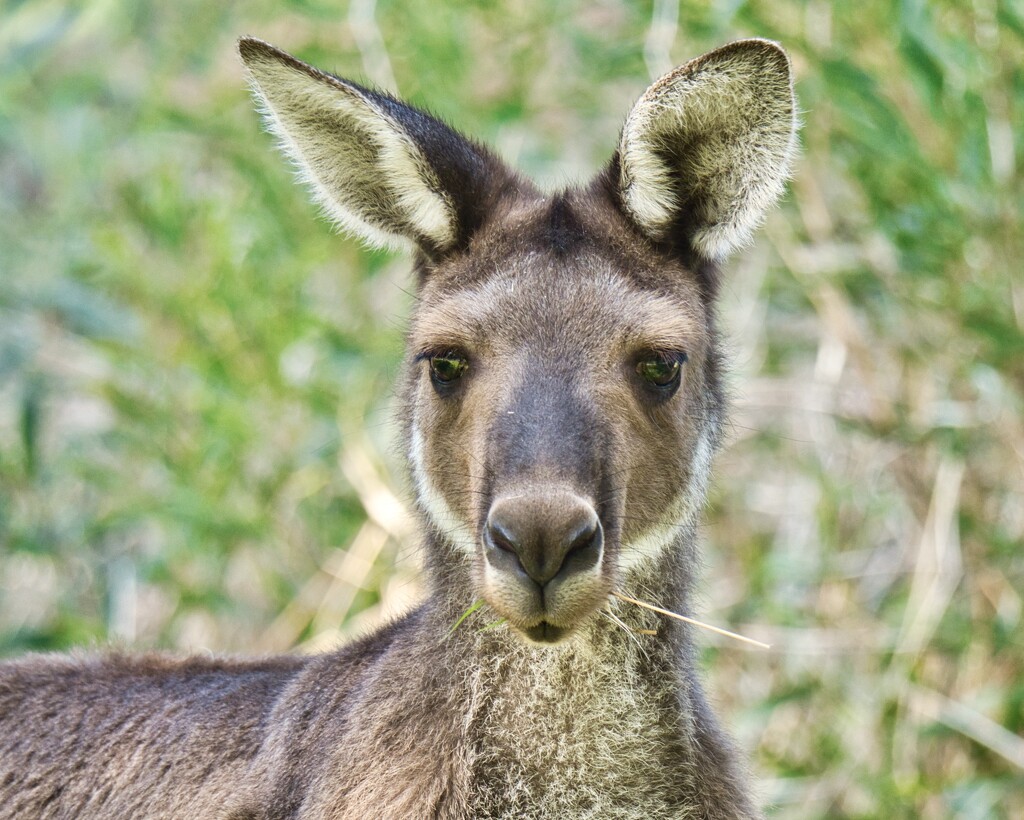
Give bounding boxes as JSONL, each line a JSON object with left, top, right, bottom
{"left": 479, "top": 557, "right": 611, "bottom": 646}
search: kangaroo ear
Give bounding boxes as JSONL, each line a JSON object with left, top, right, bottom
{"left": 238, "top": 37, "right": 514, "bottom": 257}
{"left": 617, "top": 39, "right": 797, "bottom": 262}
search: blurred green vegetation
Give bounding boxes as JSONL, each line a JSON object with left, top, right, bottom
{"left": 1, "top": 0, "right": 1021, "bottom": 816}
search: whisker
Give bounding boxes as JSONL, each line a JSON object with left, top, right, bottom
{"left": 600, "top": 608, "right": 646, "bottom": 656}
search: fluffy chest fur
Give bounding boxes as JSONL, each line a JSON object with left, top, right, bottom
{"left": 460, "top": 617, "right": 699, "bottom": 819}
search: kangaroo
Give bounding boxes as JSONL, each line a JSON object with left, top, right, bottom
{"left": 0, "top": 37, "right": 796, "bottom": 819}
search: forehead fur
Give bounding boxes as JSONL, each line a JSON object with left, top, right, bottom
{"left": 411, "top": 266, "right": 707, "bottom": 358}
{"left": 411, "top": 191, "right": 710, "bottom": 353}
{"left": 423, "top": 186, "right": 710, "bottom": 289}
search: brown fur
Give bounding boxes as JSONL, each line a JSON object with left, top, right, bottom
{"left": 0, "top": 37, "right": 797, "bottom": 819}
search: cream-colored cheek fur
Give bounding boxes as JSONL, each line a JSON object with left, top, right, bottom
{"left": 619, "top": 39, "right": 797, "bottom": 261}
{"left": 242, "top": 45, "right": 456, "bottom": 251}
{"left": 409, "top": 418, "right": 478, "bottom": 556}
{"left": 620, "top": 429, "right": 714, "bottom": 574}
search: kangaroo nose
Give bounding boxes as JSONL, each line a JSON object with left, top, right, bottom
{"left": 484, "top": 493, "right": 603, "bottom": 585}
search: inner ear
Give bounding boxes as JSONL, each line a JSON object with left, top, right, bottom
{"left": 617, "top": 39, "right": 798, "bottom": 262}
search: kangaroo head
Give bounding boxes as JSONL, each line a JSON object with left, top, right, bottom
{"left": 240, "top": 38, "right": 796, "bottom": 645}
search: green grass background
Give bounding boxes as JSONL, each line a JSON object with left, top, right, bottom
{"left": 1, "top": 0, "right": 1022, "bottom": 816}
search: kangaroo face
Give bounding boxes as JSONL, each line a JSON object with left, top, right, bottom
{"left": 404, "top": 197, "right": 720, "bottom": 642}
{"left": 240, "top": 36, "right": 796, "bottom": 645}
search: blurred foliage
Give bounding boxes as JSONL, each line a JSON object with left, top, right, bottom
{"left": 1, "top": 0, "right": 1022, "bottom": 816}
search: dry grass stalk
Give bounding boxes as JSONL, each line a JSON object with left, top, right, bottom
{"left": 908, "top": 684, "right": 1024, "bottom": 772}
{"left": 310, "top": 521, "right": 391, "bottom": 637}
{"left": 338, "top": 438, "right": 415, "bottom": 541}
{"left": 611, "top": 591, "right": 770, "bottom": 650}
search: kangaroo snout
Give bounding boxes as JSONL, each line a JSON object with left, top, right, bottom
{"left": 484, "top": 493, "right": 602, "bottom": 585}
{"left": 480, "top": 490, "right": 607, "bottom": 643}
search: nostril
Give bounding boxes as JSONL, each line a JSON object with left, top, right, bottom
{"left": 558, "top": 516, "right": 602, "bottom": 578}
{"left": 483, "top": 516, "right": 529, "bottom": 579}
{"left": 487, "top": 520, "right": 518, "bottom": 555}
{"left": 565, "top": 519, "right": 599, "bottom": 557}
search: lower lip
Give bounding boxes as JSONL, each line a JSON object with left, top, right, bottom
{"left": 523, "top": 622, "right": 569, "bottom": 644}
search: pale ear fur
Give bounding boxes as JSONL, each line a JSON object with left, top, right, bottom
{"left": 239, "top": 37, "right": 458, "bottom": 252}
{"left": 618, "top": 39, "right": 798, "bottom": 261}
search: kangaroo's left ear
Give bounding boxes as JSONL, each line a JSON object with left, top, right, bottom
{"left": 616, "top": 39, "right": 798, "bottom": 262}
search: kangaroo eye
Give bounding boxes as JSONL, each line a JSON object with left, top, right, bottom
{"left": 636, "top": 351, "right": 686, "bottom": 390}
{"left": 428, "top": 352, "right": 469, "bottom": 387}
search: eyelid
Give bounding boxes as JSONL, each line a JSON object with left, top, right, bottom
{"left": 415, "top": 343, "right": 471, "bottom": 357}
{"left": 415, "top": 348, "right": 465, "bottom": 364}
{"left": 635, "top": 348, "right": 689, "bottom": 363}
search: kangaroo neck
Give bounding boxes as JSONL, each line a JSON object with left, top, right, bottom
{"left": 428, "top": 530, "right": 701, "bottom": 818}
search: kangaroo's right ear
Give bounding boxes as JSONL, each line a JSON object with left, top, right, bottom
{"left": 238, "top": 37, "right": 516, "bottom": 258}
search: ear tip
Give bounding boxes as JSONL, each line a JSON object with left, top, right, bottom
{"left": 730, "top": 37, "right": 789, "bottom": 55}
{"left": 706, "top": 38, "right": 793, "bottom": 77}
{"left": 237, "top": 36, "right": 264, "bottom": 61}
{"left": 645, "top": 38, "right": 794, "bottom": 102}
{"left": 237, "top": 36, "right": 290, "bottom": 69}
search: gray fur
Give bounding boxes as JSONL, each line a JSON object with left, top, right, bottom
{"left": 0, "top": 36, "right": 797, "bottom": 819}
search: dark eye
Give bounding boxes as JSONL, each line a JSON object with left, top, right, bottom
{"left": 428, "top": 351, "right": 469, "bottom": 388}
{"left": 636, "top": 351, "right": 687, "bottom": 391}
